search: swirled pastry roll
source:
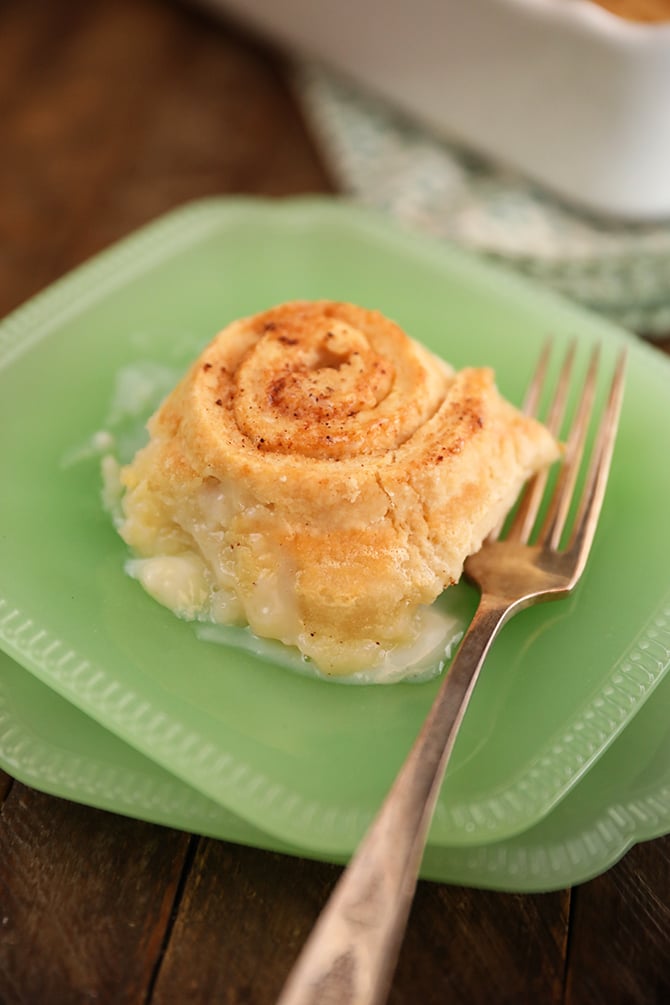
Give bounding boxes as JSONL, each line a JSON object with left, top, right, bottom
{"left": 119, "top": 301, "right": 558, "bottom": 676}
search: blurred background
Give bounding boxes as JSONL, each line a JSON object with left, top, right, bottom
{"left": 3, "top": 0, "right": 670, "bottom": 341}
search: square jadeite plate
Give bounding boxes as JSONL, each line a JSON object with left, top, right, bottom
{"left": 2, "top": 648, "right": 670, "bottom": 892}
{"left": 1, "top": 197, "right": 669, "bottom": 855}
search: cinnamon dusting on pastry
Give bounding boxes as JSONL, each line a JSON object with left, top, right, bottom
{"left": 118, "top": 300, "right": 558, "bottom": 676}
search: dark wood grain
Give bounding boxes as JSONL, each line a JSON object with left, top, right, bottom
{"left": 151, "top": 841, "right": 340, "bottom": 1004}
{"left": 0, "top": 783, "right": 190, "bottom": 1004}
{"left": 0, "top": 0, "right": 669, "bottom": 1003}
{"left": 392, "top": 882, "right": 569, "bottom": 1004}
{"left": 0, "top": 0, "right": 331, "bottom": 319}
{"left": 150, "top": 842, "right": 569, "bottom": 1005}
{"left": 565, "top": 836, "right": 670, "bottom": 1004}
{"left": 0, "top": 771, "right": 12, "bottom": 806}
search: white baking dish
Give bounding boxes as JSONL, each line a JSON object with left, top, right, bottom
{"left": 201, "top": 0, "right": 670, "bottom": 220}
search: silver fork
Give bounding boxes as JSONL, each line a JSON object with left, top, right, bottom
{"left": 277, "top": 342, "right": 626, "bottom": 1005}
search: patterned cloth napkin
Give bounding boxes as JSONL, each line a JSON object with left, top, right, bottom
{"left": 295, "top": 62, "right": 670, "bottom": 334}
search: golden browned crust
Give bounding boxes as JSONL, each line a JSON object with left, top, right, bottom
{"left": 119, "top": 301, "right": 558, "bottom": 674}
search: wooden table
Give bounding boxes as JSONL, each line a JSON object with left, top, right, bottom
{"left": 1, "top": 1, "right": 669, "bottom": 1001}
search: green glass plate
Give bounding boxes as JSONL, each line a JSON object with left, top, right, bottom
{"left": 2, "top": 647, "right": 670, "bottom": 892}
{"left": 1, "top": 197, "right": 669, "bottom": 853}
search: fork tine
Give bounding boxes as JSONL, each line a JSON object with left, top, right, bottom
{"left": 538, "top": 345, "right": 601, "bottom": 550}
{"left": 487, "top": 340, "right": 551, "bottom": 542}
{"left": 505, "top": 340, "right": 576, "bottom": 543}
{"left": 565, "top": 348, "right": 626, "bottom": 573}
{"left": 521, "top": 338, "right": 552, "bottom": 416}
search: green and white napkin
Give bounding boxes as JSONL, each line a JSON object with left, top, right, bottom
{"left": 296, "top": 62, "right": 670, "bottom": 334}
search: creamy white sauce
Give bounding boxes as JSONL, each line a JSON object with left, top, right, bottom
{"left": 125, "top": 555, "right": 214, "bottom": 620}
{"left": 196, "top": 595, "right": 468, "bottom": 686}
{"left": 85, "top": 361, "right": 471, "bottom": 686}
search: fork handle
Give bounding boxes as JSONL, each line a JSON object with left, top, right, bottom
{"left": 277, "top": 595, "right": 512, "bottom": 1005}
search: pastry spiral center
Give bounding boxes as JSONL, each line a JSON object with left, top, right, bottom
{"left": 233, "top": 318, "right": 397, "bottom": 458}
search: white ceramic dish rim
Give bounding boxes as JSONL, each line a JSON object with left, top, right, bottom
{"left": 506, "top": 0, "right": 670, "bottom": 42}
